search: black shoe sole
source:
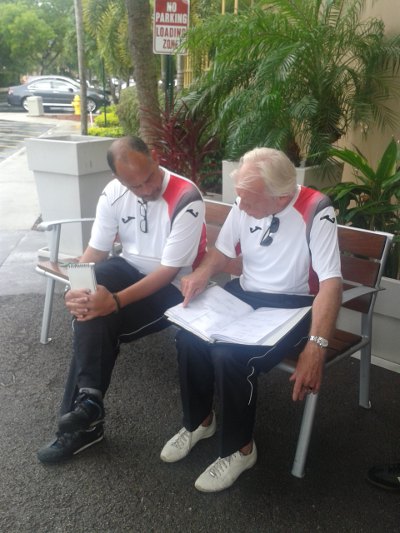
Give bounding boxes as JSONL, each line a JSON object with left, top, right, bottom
{"left": 366, "top": 476, "right": 400, "bottom": 491}
{"left": 37, "top": 432, "right": 104, "bottom": 464}
{"left": 58, "top": 415, "right": 105, "bottom": 434}
{"left": 72, "top": 432, "right": 104, "bottom": 456}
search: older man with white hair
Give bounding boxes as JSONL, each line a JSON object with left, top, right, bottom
{"left": 161, "top": 147, "right": 343, "bottom": 492}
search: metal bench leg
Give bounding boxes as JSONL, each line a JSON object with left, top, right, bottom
{"left": 40, "top": 277, "right": 56, "bottom": 344}
{"left": 291, "top": 392, "right": 319, "bottom": 478}
{"left": 359, "top": 344, "right": 372, "bottom": 409}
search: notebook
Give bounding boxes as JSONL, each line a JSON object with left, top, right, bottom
{"left": 67, "top": 262, "right": 97, "bottom": 292}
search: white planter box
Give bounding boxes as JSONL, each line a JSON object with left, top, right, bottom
{"left": 372, "top": 276, "right": 400, "bottom": 365}
{"left": 222, "top": 160, "right": 342, "bottom": 203}
{"left": 295, "top": 162, "right": 344, "bottom": 189}
{"left": 26, "top": 135, "right": 113, "bottom": 256}
{"left": 337, "top": 276, "right": 400, "bottom": 368}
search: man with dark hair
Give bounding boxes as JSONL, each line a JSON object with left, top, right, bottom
{"left": 38, "top": 136, "right": 206, "bottom": 463}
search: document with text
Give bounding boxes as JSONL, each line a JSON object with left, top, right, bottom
{"left": 165, "top": 285, "right": 311, "bottom": 345}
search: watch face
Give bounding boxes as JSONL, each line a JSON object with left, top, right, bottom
{"left": 310, "top": 336, "right": 328, "bottom": 348}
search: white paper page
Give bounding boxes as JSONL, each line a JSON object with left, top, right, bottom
{"left": 259, "top": 306, "right": 310, "bottom": 345}
{"left": 210, "top": 306, "right": 311, "bottom": 345}
{"left": 165, "top": 285, "right": 252, "bottom": 341}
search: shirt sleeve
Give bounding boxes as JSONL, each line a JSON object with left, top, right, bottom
{"left": 215, "top": 202, "right": 241, "bottom": 258}
{"left": 309, "top": 205, "right": 342, "bottom": 282}
{"left": 89, "top": 187, "right": 119, "bottom": 252}
{"left": 161, "top": 199, "right": 206, "bottom": 268}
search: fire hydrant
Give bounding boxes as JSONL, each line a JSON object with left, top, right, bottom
{"left": 72, "top": 94, "right": 81, "bottom": 115}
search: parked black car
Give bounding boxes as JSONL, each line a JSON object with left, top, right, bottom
{"left": 7, "top": 76, "right": 109, "bottom": 113}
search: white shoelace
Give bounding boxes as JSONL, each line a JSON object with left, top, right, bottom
{"left": 209, "top": 453, "right": 238, "bottom": 478}
{"left": 171, "top": 428, "right": 191, "bottom": 449}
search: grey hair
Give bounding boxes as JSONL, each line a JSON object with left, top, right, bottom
{"left": 232, "top": 147, "right": 297, "bottom": 197}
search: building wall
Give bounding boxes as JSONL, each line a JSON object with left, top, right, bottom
{"left": 343, "top": 0, "right": 400, "bottom": 178}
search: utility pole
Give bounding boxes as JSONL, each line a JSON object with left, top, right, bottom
{"left": 74, "top": 0, "right": 88, "bottom": 135}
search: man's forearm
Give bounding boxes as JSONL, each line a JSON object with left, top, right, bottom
{"left": 290, "top": 276, "right": 342, "bottom": 401}
{"left": 309, "top": 277, "right": 343, "bottom": 340}
{"left": 80, "top": 246, "right": 109, "bottom": 264}
{"left": 194, "top": 247, "right": 231, "bottom": 279}
{"left": 180, "top": 247, "right": 232, "bottom": 306}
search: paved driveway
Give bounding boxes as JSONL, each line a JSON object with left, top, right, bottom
{"left": 0, "top": 119, "right": 52, "bottom": 162}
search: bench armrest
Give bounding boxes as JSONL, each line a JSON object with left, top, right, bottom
{"left": 341, "top": 285, "right": 382, "bottom": 304}
{"left": 37, "top": 218, "right": 95, "bottom": 232}
{"left": 37, "top": 218, "right": 95, "bottom": 263}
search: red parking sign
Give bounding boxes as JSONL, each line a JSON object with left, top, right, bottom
{"left": 153, "top": 0, "right": 190, "bottom": 55}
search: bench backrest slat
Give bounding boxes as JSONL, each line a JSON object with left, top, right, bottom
{"left": 38, "top": 200, "right": 392, "bottom": 319}
{"left": 338, "top": 226, "right": 387, "bottom": 259}
{"left": 203, "top": 200, "right": 391, "bottom": 316}
{"left": 340, "top": 255, "right": 380, "bottom": 288}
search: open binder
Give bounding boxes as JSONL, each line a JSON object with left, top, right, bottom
{"left": 165, "top": 285, "right": 311, "bottom": 346}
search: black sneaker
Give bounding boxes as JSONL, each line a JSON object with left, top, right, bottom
{"left": 58, "top": 392, "right": 105, "bottom": 433}
{"left": 367, "top": 463, "right": 400, "bottom": 491}
{"left": 37, "top": 424, "right": 104, "bottom": 464}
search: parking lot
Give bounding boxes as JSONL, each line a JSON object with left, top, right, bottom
{"left": 0, "top": 90, "right": 76, "bottom": 161}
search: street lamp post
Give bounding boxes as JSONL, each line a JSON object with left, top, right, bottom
{"left": 73, "top": 0, "right": 88, "bottom": 135}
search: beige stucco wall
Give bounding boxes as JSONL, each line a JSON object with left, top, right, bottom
{"left": 343, "top": 0, "right": 400, "bottom": 179}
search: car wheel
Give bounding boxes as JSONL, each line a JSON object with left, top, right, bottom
{"left": 87, "top": 98, "right": 97, "bottom": 113}
{"left": 21, "top": 97, "right": 29, "bottom": 112}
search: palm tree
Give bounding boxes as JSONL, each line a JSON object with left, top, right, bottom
{"left": 83, "top": 0, "right": 132, "bottom": 89}
{"left": 182, "top": 0, "right": 400, "bottom": 166}
{"left": 83, "top": 0, "right": 160, "bottom": 145}
{"left": 125, "top": 0, "right": 161, "bottom": 144}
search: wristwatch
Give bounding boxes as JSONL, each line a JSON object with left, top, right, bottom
{"left": 308, "top": 335, "right": 329, "bottom": 348}
{"left": 63, "top": 284, "right": 71, "bottom": 299}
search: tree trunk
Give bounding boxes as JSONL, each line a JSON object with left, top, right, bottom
{"left": 125, "top": 0, "right": 161, "bottom": 147}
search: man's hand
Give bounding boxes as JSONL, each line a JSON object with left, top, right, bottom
{"left": 64, "top": 285, "right": 117, "bottom": 321}
{"left": 180, "top": 270, "right": 210, "bottom": 307}
{"left": 289, "top": 342, "right": 326, "bottom": 401}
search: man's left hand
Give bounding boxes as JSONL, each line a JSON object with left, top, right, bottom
{"left": 289, "top": 343, "right": 326, "bottom": 401}
{"left": 68, "top": 285, "right": 117, "bottom": 321}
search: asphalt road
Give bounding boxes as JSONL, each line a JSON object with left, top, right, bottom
{"left": 0, "top": 119, "right": 53, "bottom": 162}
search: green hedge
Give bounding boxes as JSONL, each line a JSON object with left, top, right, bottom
{"left": 88, "top": 126, "right": 124, "bottom": 138}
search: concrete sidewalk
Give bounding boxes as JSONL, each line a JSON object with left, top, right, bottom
{"left": 0, "top": 113, "right": 80, "bottom": 295}
{"left": 0, "top": 113, "right": 399, "bottom": 533}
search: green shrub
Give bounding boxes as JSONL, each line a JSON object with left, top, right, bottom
{"left": 88, "top": 126, "right": 124, "bottom": 138}
{"left": 94, "top": 108, "right": 120, "bottom": 128}
{"left": 116, "top": 86, "right": 140, "bottom": 136}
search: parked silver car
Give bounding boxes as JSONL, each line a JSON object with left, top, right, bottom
{"left": 7, "top": 76, "right": 109, "bottom": 113}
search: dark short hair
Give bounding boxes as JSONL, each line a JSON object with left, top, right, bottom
{"left": 107, "top": 136, "right": 150, "bottom": 173}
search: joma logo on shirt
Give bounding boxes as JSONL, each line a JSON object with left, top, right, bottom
{"left": 250, "top": 226, "right": 262, "bottom": 233}
{"left": 122, "top": 216, "right": 135, "bottom": 224}
{"left": 320, "top": 214, "right": 335, "bottom": 223}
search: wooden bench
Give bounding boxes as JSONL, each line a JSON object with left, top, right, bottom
{"left": 36, "top": 198, "right": 393, "bottom": 478}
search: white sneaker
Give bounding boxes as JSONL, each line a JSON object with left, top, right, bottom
{"left": 160, "top": 412, "right": 216, "bottom": 463}
{"left": 195, "top": 441, "right": 257, "bottom": 493}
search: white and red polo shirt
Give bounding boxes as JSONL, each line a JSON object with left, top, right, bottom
{"left": 215, "top": 185, "right": 341, "bottom": 295}
{"left": 89, "top": 168, "right": 206, "bottom": 284}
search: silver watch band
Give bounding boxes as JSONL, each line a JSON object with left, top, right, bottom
{"left": 308, "top": 335, "right": 329, "bottom": 348}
